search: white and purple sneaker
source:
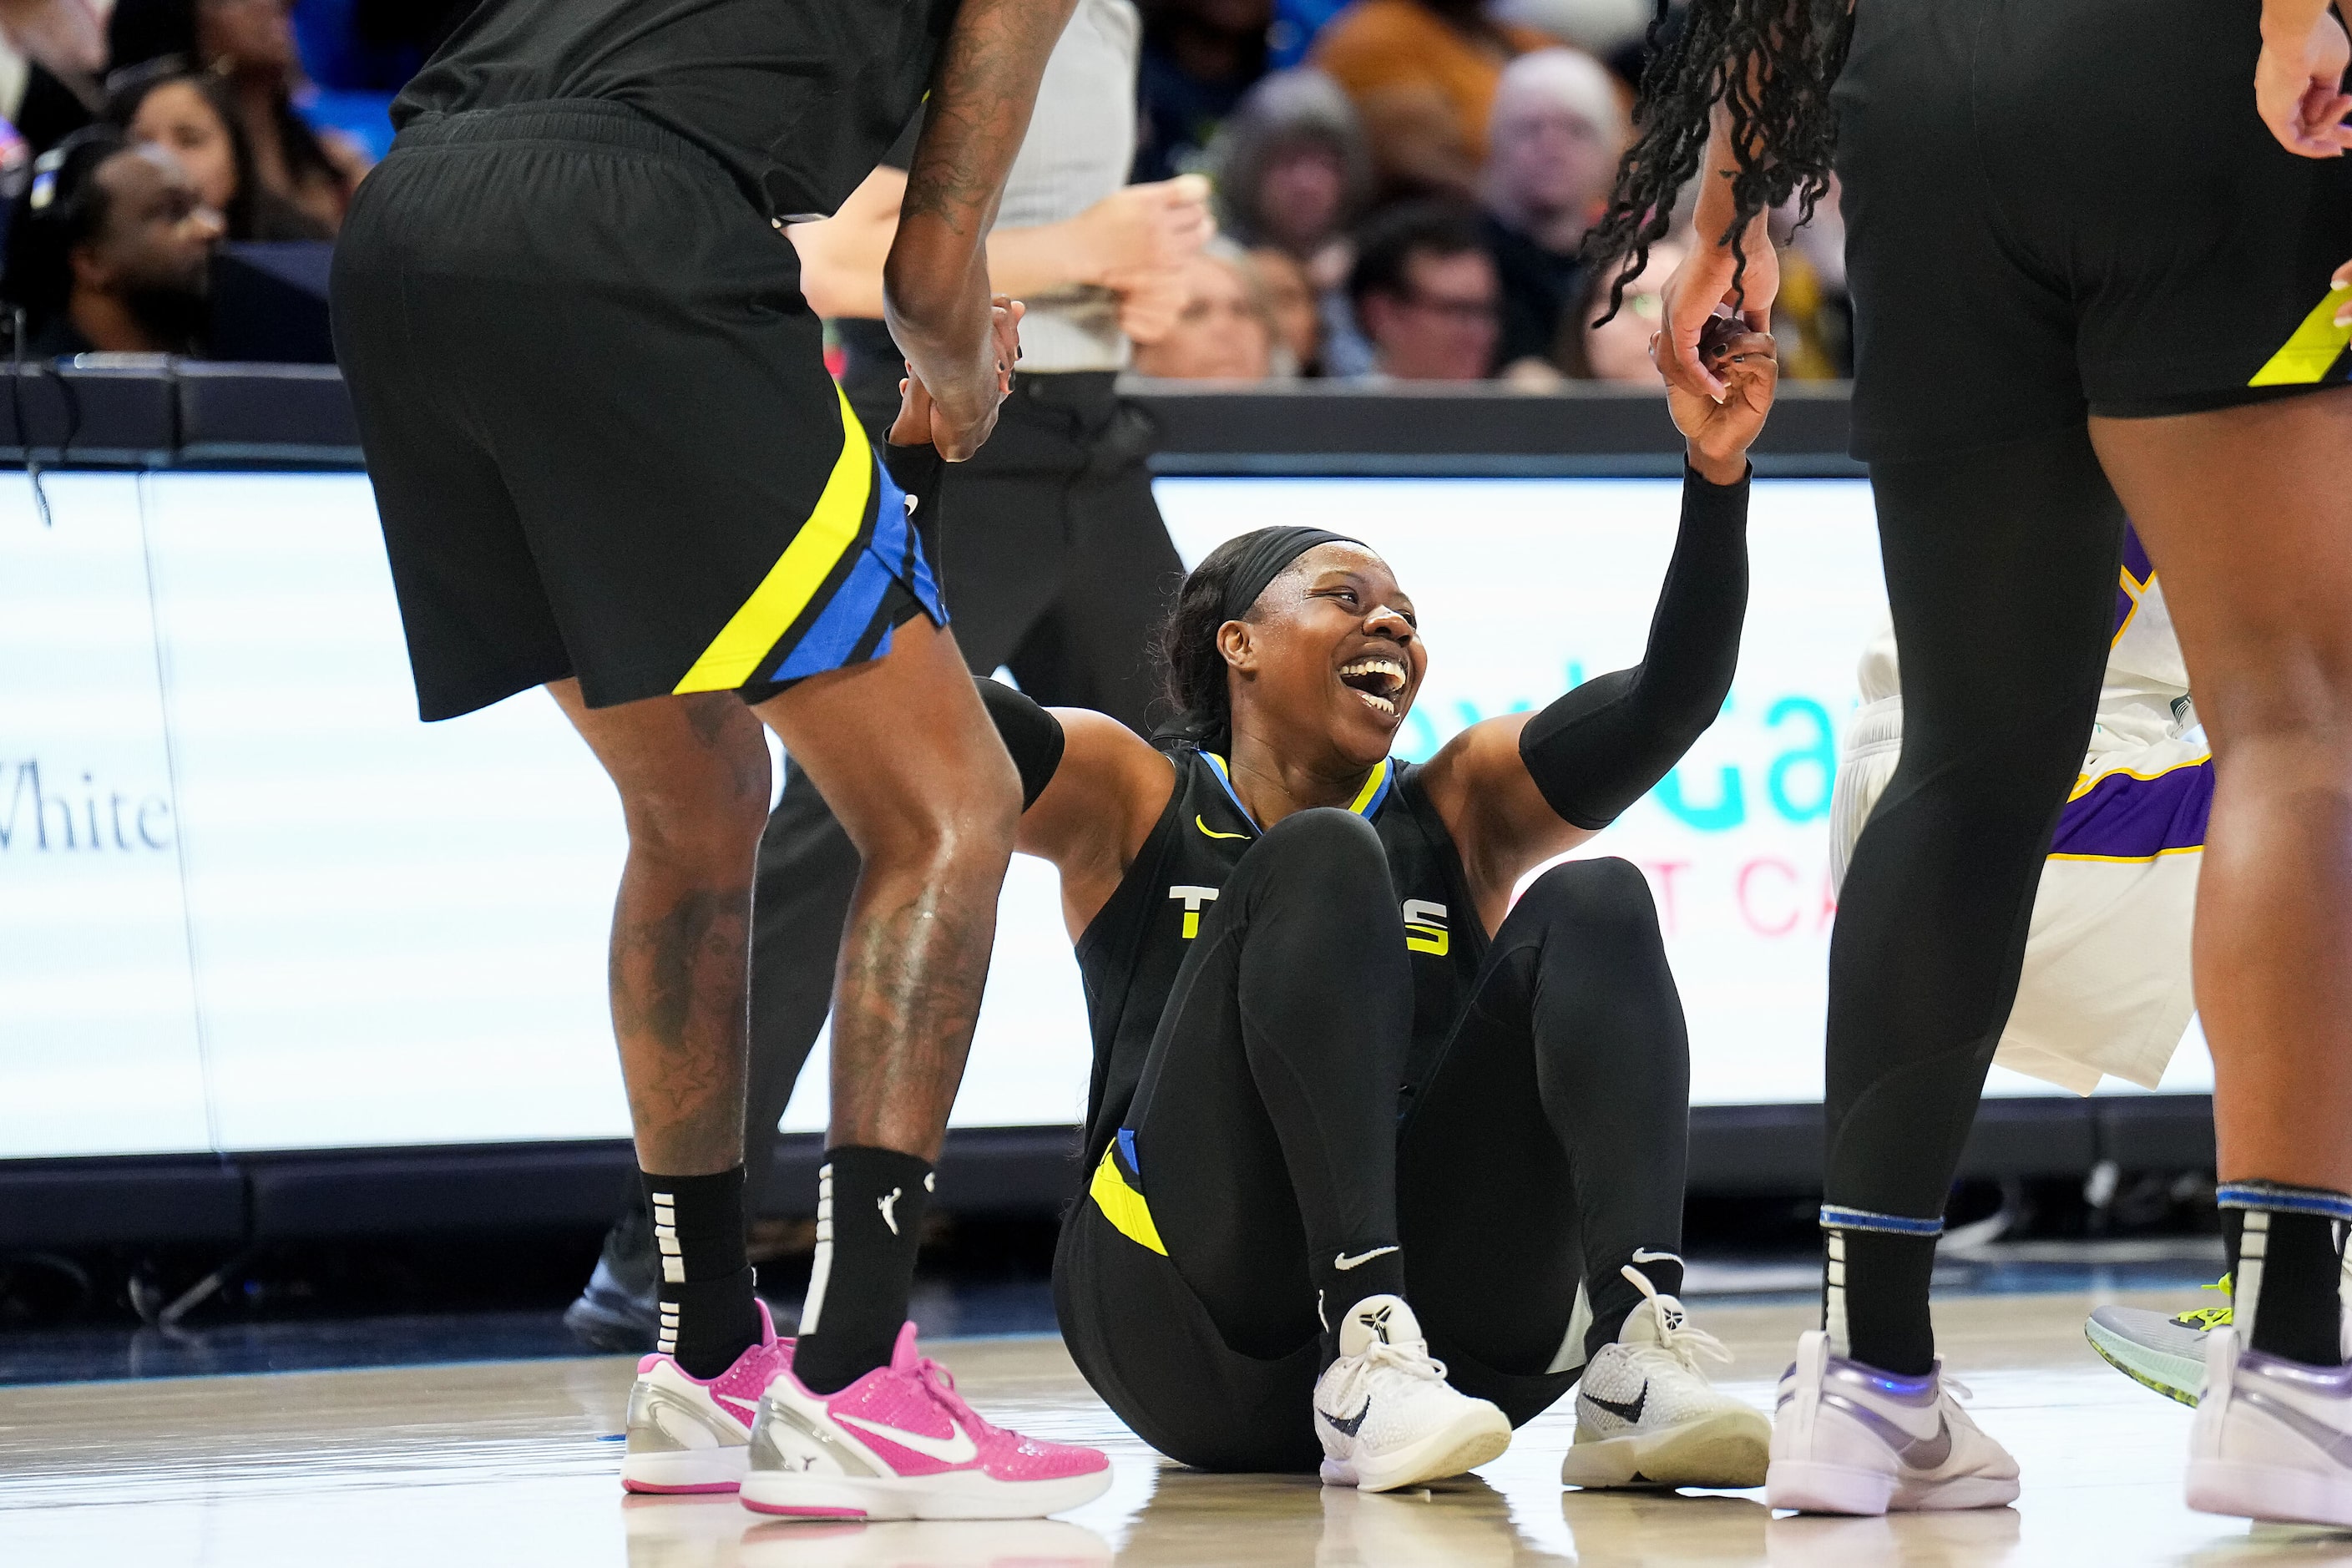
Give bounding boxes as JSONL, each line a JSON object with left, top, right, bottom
{"left": 1765, "top": 1329, "right": 2018, "bottom": 1515}
{"left": 2188, "top": 1324, "right": 2352, "bottom": 1527}
{"left": 620, "top": 1300, "right": 793, "bottom": 1495}
{"left": 740, "top": 1321, "right": 1112, "bottom": 1520}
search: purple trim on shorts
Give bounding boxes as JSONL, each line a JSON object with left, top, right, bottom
{"left": 2048, "top": 757, "right": 2212, "bottom": 860}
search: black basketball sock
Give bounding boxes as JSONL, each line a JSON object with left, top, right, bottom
{"left": 1315, "top": 1242, "right": 1409, "bottom": 1353}
{"left": 1586, "top": 1248, "right": 1688, "bottom": 1358}
{"left": 1822, "top": 1211, "right": 1940, "bottom": 1376}
{"left": 641, "top": 1166, "right": 761, "bottom": 1379}
{"left": 793, "top": 1145, "right": 933, "bottom": 1394}
{"left": 2222, "top": 1181, "right": 2352, "bottom": 1367}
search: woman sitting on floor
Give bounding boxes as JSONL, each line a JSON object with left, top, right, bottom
{"left": 973, "top": 317, "right": 1781, "bottom": 1491}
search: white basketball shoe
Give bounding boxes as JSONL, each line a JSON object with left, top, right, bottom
{"left": 2188, "top": 1324, "right": 2352, "bottom": 1528}
{"left": 1764, "top": 1329, "right": 2019, "bottom": 1515}
{"left": 1559, "top": 1265, "right": 1771, "bottom": 1489}
{"left": 1315, "top": 1294, "right": 1513, "bottom": 1492}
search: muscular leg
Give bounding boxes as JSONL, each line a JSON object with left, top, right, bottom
{"left": 550, "top": 681, "right": 772, "bottom": 1374}
{"left": 750, "top": 614, "right": 1020, "bottom": 1388}
{"left": 1401, "top": 858, "right": 1690, "bottom": 1424}
{"left": 1124, "top": 809, "right": 1415, "bottom": 1358}
{"left": 741, "top": 759, "right": 863, "bottom": 1209}
{"left": 2092, "top": 387, "right": 2352, "bottom": 1363}
{"left": 1825, "top": 428, "right": 2123, "bottom": 1373}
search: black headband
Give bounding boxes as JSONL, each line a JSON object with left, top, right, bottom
{"left": 1222, "top": 526, "right": 1363, "bottom": 625}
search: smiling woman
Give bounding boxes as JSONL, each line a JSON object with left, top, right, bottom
{"left": 969, "top": 325, "right": 1783, "bottom": 1490}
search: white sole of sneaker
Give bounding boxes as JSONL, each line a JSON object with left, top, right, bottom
{"left": 1765, "top": 1459, "right": 2020, "bottom": 1515}
{"left": 1323, "top": 1404, "right": 1513, "bottom": 1494}
{"left": 737, "top": 1465, "right": 1113, "bottom": 1521}
{"left": 2083, "top": 1318, "right": 2202, "bottom": 1409}
{"left": 1559, "top": 1409, "right": 1771, "bottom": 1490}
{"left": 621, "top": 1447, "right": 749, "bottom": 1495}
{"left": 2188, "top": 1457, "right": 2352, "bottom": 1528}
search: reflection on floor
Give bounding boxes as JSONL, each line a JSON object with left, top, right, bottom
{"left": 8, "top": 1284, "right": 2350, "bottom": 1565}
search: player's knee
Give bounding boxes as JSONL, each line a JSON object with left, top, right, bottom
{"left": 618, "top": 767, "right": 769, "bottom": 872}
{"left": 1251, "top": 807, "right": 1388, "bottom": 894}
{"left": 1894, "top": 707, "right": 2090, "bottom": 826}
{"left": 2198, "top": 660, "right": 2352, "bottom": 760}
{"left": 860, "top": 752, "right": 1019, "bottom": 881}
{"left": 1519, "top": 857, "right": 1658, "bottom": 937}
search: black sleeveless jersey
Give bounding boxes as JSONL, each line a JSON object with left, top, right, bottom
{"left": 395, "top": 0, "right": 956, "bottom": 222}
{"left": 1073, "top": 748, "right": 1489, "bottom": 1166}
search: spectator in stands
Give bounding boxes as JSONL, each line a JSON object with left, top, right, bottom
{"left": 1208, "top": 68, "right": 1369, "bottom": 375}
{"left": 108, "top": 61, "right": 328, "bottom": 240}
{"left": 1310, "top": 0, "right": 1546, "bottom": 198}
{"left": 1134, "top": 0, "right": 1270, "bottom": 182}
{"left": 1248, "top": 245, "right": 1320, "bottom": 373}
{"left": 107, "top": 0, "right": 362, "bottom": 233}
{"left": 0, "top": 0, "right": 106, "bottom": 154}
{"left": 1347, "top": 199, "right": 1498, "bottom": 380}
{"left": 1556, "top": 237, "right": 1684, "bottom": 384}
{"left": 1130, "top": 246, "right": 1276, "bottom": 379}
{"left": 1482, "top": 48, "right": 1619, "bottom": 376}
{"left": 3, "top": 127, "right": 221, "bottom": 355}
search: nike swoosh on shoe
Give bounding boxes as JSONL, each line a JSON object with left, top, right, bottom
{"left": 1324, "top": 1399, "right": 1372, "bottom": 1438}
{"left": 1822, "top": 1393, "right": 1953, "bottom": 1469}
{"left": 1581, "top": 1383, "right": 1647, "bottom": 1424}
{"left": 835, "top": 1412, "right": 979, "bottom": 1464}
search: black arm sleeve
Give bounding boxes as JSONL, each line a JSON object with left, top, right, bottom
{"left": 1516, "top": 464, "right": 1750, "bottom": 830}
{"left": 979, "top": 678, "right": 1066, "bottom": 811}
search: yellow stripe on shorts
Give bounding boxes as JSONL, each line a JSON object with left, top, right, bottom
{"left": 1090, "top": 1144, "right": 1166, "bottom": 1255}
{"left": 2248, "top": 286, "right": 2352, "bottom": 387}
{"left": 672, "top": 382, "right": 874, "bottom": 694}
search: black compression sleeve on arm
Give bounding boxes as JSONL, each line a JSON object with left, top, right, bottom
{"left": 978, "top": 678, "right": 1065, "bottom": 810}
{"left": 1517, "top": 464, "right": 1749, "bottom": 830}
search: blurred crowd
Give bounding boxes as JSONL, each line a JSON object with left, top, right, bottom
{"left": 0, "top": 0, "right": 463, "bottom": 355}
{"left": 1125, "top": 0, "right": 1851, "bottom": 385}
{"left": 0, "top": 0, "right": 1853, "bottom": 382}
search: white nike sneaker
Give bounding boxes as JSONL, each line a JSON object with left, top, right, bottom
{"left": 1315, "top": 1294, "right": 1513, "bottom": 1493}
{"left": 1764, "top": 1329, "right": 2019, "bottom": 1515}
{"left": 2187, "top": 1324, "right": 2352, "bottom": 1528}
{"left": 1559, "top": 1265, "right": 1771, "bottom": 1490}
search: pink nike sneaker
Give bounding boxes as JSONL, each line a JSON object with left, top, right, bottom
{"left": 740, "top": 1321, "right": 1112, "bottom": 1520}
{"left": 620, "top": 1301, "right": 792, "bottom": 1494}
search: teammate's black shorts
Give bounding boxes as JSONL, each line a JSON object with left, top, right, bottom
{"left": 331, "top": 100, "right": 943, "bottom": 721}
{"left": 1834, "top": 0, "right": 2352, "bottom": 462}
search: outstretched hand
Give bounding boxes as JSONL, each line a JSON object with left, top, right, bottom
{"left": 1662, "top": 314, "right": 1777, "bottom": 484}
{"left": 1654, "top": 215, "right": 1778, "bottom": 403}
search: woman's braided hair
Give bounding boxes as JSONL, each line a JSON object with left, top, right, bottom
{"left": 1151, "top": 532, "right": 1262, "bottom": 753}
{"left": 1582, "top": 0, "right": 1853, "bottom": 323}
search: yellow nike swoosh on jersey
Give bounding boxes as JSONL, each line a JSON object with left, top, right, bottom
{"left": 1196, "top": 816, "right": 1250, "bottom": 840}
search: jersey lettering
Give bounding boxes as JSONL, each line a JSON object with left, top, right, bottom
{"left": 1170, "top": 885, "right": 1220, "bottom": 939}
{"left": 1402, "top": 899, "right": 1449, "bottom": 957}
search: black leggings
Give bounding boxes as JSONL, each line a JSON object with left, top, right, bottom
{"left": 1824, "top": 429, "right": 2124, "bottom": 1300}
{"left": 1053, "top": 809, "right": 1691, "bottom": 1471}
